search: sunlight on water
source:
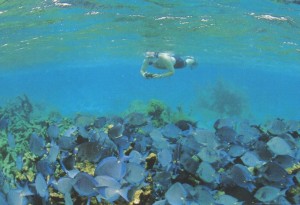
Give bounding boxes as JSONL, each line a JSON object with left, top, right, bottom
{"left": 0, "top": 0, "right": 299, "bottom": 71}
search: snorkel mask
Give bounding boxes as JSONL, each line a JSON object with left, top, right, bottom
{"left": 186, "top": 56, "right": 198, "bottom": 69}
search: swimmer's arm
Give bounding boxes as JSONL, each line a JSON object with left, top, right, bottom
{"left": 152, "top": 57, "right": 175, "bottom": 78}
{"left": 140, "top": 59, "right": 150, "bottom": 78}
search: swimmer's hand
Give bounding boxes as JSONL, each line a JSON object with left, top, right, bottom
{"left": 142, "top": 72, "right": 161, "bottom": 79}
{"left": 143, "top": 72, "right": 155, "bottom": 79}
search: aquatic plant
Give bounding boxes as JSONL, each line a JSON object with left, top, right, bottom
{"left": 195, "top": 80, "right": 248, "bottom": 118}
{"left": 126, "top": 99, "right": 194, "bottom": 128}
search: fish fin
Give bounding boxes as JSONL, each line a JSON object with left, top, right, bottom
{"left": 64, "top": 193, "right": 73, "bottom": 205}
{"left": 86, "top": 197, "right": 91, "bottom": 205}
{"left": 246, "top": 183, "right": 256, "bottom": 192}
{"left": 22, "top": 183, "right": 34, "bottom": 196}
{"left": 118, "top": 186, "right": 131, "bottom": 202}
{"left": 67, "top": 169, "right": 80, "bottom": 178}
{"left": 96, "top": 194, "right": 102, "bottom": 203}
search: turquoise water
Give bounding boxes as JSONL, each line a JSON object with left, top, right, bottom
{"left": 1, "top": 0, "right": 300, "bottom": 122}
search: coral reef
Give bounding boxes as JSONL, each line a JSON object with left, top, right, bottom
{"left": 0, "top": 96, "right": 300, "bottom": 205}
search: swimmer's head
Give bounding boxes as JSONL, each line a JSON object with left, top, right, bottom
{"left": 185, "top": 56, "right": 198, "bottom": 69}
{"left": 145, "top": 52, "right": 156, "bottom": 58}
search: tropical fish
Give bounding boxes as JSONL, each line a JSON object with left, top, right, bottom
{"left": 254, "top": 186, "right": 283, "bottom": 203}
{"left": 274, "top": 155, "right": 297, "bottom": 169}
{"left": 60, "top": 152, "right": 79, "bottom": 178}
{"left": 73, "top": 172, "right": 99, "bottom": 197}
{"left": 267, "top": 119, "right": 287, "bottom": 135}
{"left": 128, "top": 150, "right": 144, "bottom": 164}
{"left": 197, "top": 147, "right": 219, "bottom": 163}
{"left": 216, "top": 126, "right": 237, "bottom": 143}
{"left": 77, "top": 126, "right": 90, "bottom": 139}
{"left": 165, "top": 182, "right": 187, "bottom": 205}
{"left": 150, "top": 129, "right": 169, "bottom": 149}
{"left": 52, "top": 177, "right": 74, "bottom": 194}
{"left": 153, "top": 171, "right": 172, "bottom": 191}
{"left": 50, "top": 177, "right": 75, "bottom": 204}
{"left": 36, "top": 159, "right": 55, "bottom": 177}
{"left": 230, "top": 164, "right": 255, "bottom": 192}
{"left": 216, "top": 194, "right": 243, "bottom": 205}
{"left": 254, "top": 141, "right": 273, "bottom": 161}
{"left": 196, "top": 161, "right": 218, "bottom": 183}
{"left": 76, "top": 141, "right": 102, "bottom": 162}
{"left": 240, "top": 151, "right": 264, "bottom": 167}
{"left": 47, "top": 141, "right": 60, "bottom": 163}
{"left": 162, "top": 123, "right": 181, "bottom": 138}
{"left": 190, "top": 185, "right": 215, "bottom": 205}
{"left": 63, "top": 126, "right": 78, "bottom": 137}
{"left": 95, "top": 175, "right": 130, "bottom": 202}
{"left": 16, "top": 155, "right": 23, "bottom": 171}
{"left": 0, "top": 117, "right": 9, "bottom": 130}
{"left": 236, "top": 122, "right": 260, "bottom": 145}
{"left": 296, "top": 171, "right": 300, "bottom": 183}
{"left": 180, "top": 152, "right": 200, "bottom": 174}
{"left": 108, "top": 123, "right": 124, "bottom": 139}
{"left": 228, "top": 144, "right": 246, "bottom": 157}
{"left": 47, "top": 124, "right": 60, "bottom": 139}
{"left": 158, "top": 148, "right": 172, "bottom": 168}
{"left": 124, "top": 162, "right": 146, "bottom": 185}
{"left": 29, "top": 133, "right": 46, "bottom": 157}
{"left": 192, "top": 129, "right": 218, "bottom": 148}
{"left": 7, "top": 189, "right": 28, "bottom": 205}
{"left": 93, "top": 117, "right": 107, "bottom": 128}
{"left": 267, "top": 136, "right": 292, "bottom": 156}
{"left": 259, "top": 162, "right": 289, "bottom": 183}
{"left": 35, "top": 173, "right": 48, "bottom": 198}
{"left": 125, "top": 112, "right": 147, "bottom": 127}
{"left": 94, "top": 156, "right": 126, "bottom": 181}
{"left": 7, "top": 133, "right": 15, "bottom": 149}
{"left": 57, "top": 136, "right": 77, "bottom": 151}
{"left": 0, "top": 192, "right": 7, "bottom": 205}
{"left": 7, "top": 184, "right": 33, "bottom": 205}
{"left": 0, "top": 170, "right": 5, "bottom": 188}
{"left": 214, "top": 118, "right": 235, "bottom": 130}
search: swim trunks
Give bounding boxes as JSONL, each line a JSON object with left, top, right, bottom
{"left": 173, "top": 55, "right": 186, "bottom": 69}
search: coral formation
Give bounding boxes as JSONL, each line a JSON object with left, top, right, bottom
{"left": 0, "top": 96, "right": 300, "bottom": 205}
{"left": 195, "top": 80, "right": 248, "bottom": 118}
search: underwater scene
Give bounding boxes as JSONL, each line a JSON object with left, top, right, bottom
{"left": 1, "top": 0, "right": 300, "bottom": 204}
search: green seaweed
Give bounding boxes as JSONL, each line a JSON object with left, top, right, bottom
{"left": 125, "top": 99, "right": 193, "bottom": 128}
{"left": 147, "top": 99, "right": 170, "bottom": 127}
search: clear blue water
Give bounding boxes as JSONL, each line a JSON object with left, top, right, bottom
{"left": 1, "top": 0, "right": 300, "bottom": 122}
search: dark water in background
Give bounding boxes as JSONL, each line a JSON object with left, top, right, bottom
{"left": 1, "top": 0, "right": 300, "bottom": 123}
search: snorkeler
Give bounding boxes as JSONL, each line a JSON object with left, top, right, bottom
{"left": 140, "top": 52, "right": 197, "bottom": 79}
